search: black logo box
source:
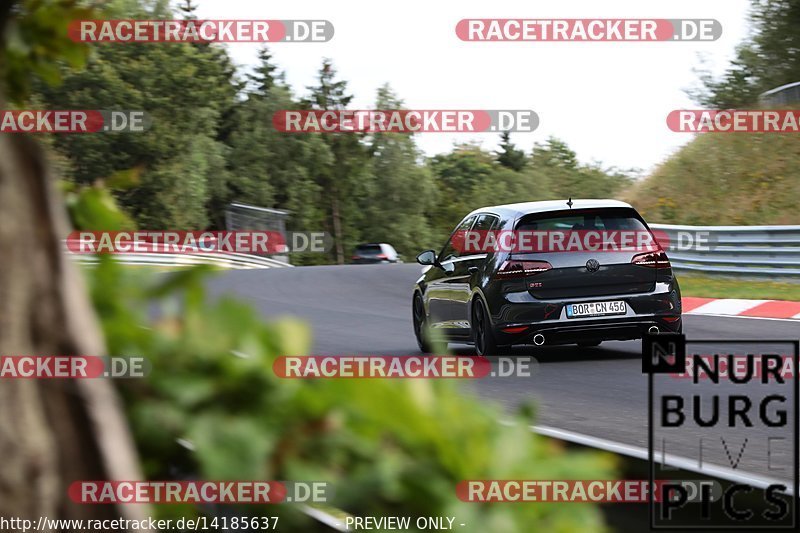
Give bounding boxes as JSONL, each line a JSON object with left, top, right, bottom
{"left": 645, "top": 338, "right": 799, "bottom": 530}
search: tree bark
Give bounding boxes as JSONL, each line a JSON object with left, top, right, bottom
{"left": 330, "top": 183, "right": 344, "bottom": 264}
{"left": 0, "top": 132, "right": 152, "bottom": 530}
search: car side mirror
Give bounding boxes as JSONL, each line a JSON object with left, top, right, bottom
{"left": 416, "top": 250, "right": 437, "bottom": 266}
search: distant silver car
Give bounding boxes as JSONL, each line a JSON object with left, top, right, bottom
{"left": 351, "top": 243, "right": 400, "bottom": 264}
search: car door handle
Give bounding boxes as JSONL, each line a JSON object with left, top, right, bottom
{"left": 468, "top": 266, "right": 479, "bottom": 274}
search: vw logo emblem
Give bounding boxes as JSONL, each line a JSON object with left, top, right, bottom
{"left": 586, "top": 259, "right": 600, "bottom": 273}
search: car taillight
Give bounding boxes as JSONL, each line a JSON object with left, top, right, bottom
{"left": 502, "top": 325, "right": 529, "bottom": 334}
{"left": 632, "top": 250, "right": 671, "bottom": 268}
{"left": 376, "top": 253, "right": 388, "bottom": 259}
{"left": 495, "top": 260, "right": 552, "bottom": 279}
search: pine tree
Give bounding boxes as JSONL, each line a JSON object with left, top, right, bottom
{"left": 248, "top": 47, "right": 279, "bottom": 97}
{"left": 303, "top": 59, "right": 367, "bottom": 264}
{"left": 496, "top": 131, "right": 526, "bottom": 171}
{"left": 177, "top": 0, "right": 198, "bottom": 20}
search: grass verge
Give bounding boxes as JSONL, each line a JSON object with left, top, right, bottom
{"left": 678, "top": 274, "right": 800, "bottom": 301}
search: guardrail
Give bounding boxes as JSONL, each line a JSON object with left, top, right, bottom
{"left": 64, "top": 225, "right": 800, "bottom": 276}
{"left": 759, "top": 81, "right": 800, "bottom": 107}
{"left": 649, "top": 223, "right": 800, "bottom": 278}
{"left": 66, "top": 246, "right": 293, "bottom": 270}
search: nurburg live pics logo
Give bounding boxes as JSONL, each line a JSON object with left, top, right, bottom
{"left": 643, "top": 333, "right": 799, "bottom": 529}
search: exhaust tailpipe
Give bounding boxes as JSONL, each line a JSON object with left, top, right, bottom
{"left": 533, "top": 334, "right": 545, "bottom": 346}
{"left": 648, "top": 326, "right": 660, "bottom": 335}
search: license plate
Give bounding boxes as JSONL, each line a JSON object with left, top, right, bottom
{"left": 566, "top": 300, "right": 626, "bottom": 318}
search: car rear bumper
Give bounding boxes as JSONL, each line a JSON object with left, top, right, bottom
{"left": 488, "top": 281, "right": 681, "bottom": 345}
{"left": 496, "top": 316, "right": 681, "bottom": 345}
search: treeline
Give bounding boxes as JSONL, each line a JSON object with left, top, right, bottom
{"left": 691, "top": 0, "right": 800, "bottom": 108}
{"left": 35, "top": 0, "right": 632, "bottom": 264}
{"left": 630, "top": 0, "right": 800, "bottom": 225}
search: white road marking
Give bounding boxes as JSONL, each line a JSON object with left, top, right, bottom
{"left": 689, "top": 312, "right": 800, "bottom": 323}
{"left": 524, "top": 424, "right": 794, "bottom": 495}
{"left": 687, "top": 298, "right": 770, "bottom": 316}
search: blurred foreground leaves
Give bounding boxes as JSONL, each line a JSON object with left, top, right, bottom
{"left": 86, "top": 257, "right": 615, "bottom": 532}
{"left": 2, "top": 0, "right": 94, "bottom": 104}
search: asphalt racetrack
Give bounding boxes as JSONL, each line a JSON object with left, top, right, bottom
{"left": 207, "top": 264, "right": 799, "bottom": 486}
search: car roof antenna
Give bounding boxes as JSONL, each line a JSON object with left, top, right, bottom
{"left": 566, "top": 197, "right": 573, "bottom": 209}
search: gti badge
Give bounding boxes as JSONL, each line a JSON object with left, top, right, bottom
{"left": 586, "top": 258, "right": 600, "bottom": 272}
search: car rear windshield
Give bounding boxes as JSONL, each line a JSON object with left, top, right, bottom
{"left": 515, "top": 208, "right": 648, "bottom": 232}
{"left": 356, "top": 244, "right": 383, "bottom": 255}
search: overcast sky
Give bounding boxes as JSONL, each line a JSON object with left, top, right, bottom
{"left": 192, "top": 0, "right": 752, "bottom": 174}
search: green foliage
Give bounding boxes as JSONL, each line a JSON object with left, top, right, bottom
{"left": 691, "top": 0, "right": 800, "bottom": 107}
{"left": 425, "top": 138, "right": 630, "bottom": 241}
{"left": 302, "top": 60, "right": 371, "bottom": 263}
{"left": 627, "top": 131, "right": 800, "bottom": 225}
{"left": 247, "top": 47, "right": 281, "bottom": 96}
{"left": 2, "top": 0, "right": 94, "bottom": 104}
{"left": 678, "top": 273, "right": 800, "bottom": 300}
{"left": 17, "top": 0, "right": 632, "bottom": 261}
{"left": 31, "top": 0, "right": 236, "bottom": 229}
{"left": 364, "top": 85, "right": 440, "bottom": 257}
{"left": 303, "top": 59, "right": 353, "bottom": 110}
{"left": 6, "top": 1, "right": 621, "bottom": 527}
{"left": 427, "top": 145, "right": 498, "bottom": 237}
{"left": 225, "top": 62, "right": 332, "bottom": 265}
{"left": 495, "top": 132, "right": 527, "bottom": 172}
{"left": 87, "top": 258, "right": 614, "bottom": 531}
{"left": 226, "top": 86, "right": 331, "bottom": 222}
{"left": 65, "top": 181, "right": 138, "bottom": 230}
{"left": 532, "top": 138, "right": 631, "bottom": 200}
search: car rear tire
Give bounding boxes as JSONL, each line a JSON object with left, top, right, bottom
{"left": 472, "top": 299, "right": 505, "bottom": 357}
{"left": 413, "top": 294, "right": 433, "bottom": 353}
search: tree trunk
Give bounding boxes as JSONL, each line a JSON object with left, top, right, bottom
{"left": 330, "top": 183, "right": 344, "bottom": 264}
{"left": 0, "top": 132, "right": 152, "bottom": 530}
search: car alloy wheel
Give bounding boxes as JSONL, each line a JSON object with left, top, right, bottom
{"left": 472, "top": 299, "right": 501, "bottom": 357}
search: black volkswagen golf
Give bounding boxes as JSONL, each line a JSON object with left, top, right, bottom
{"left": 412, "top": 199, "right": 682, "bottom": 355}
